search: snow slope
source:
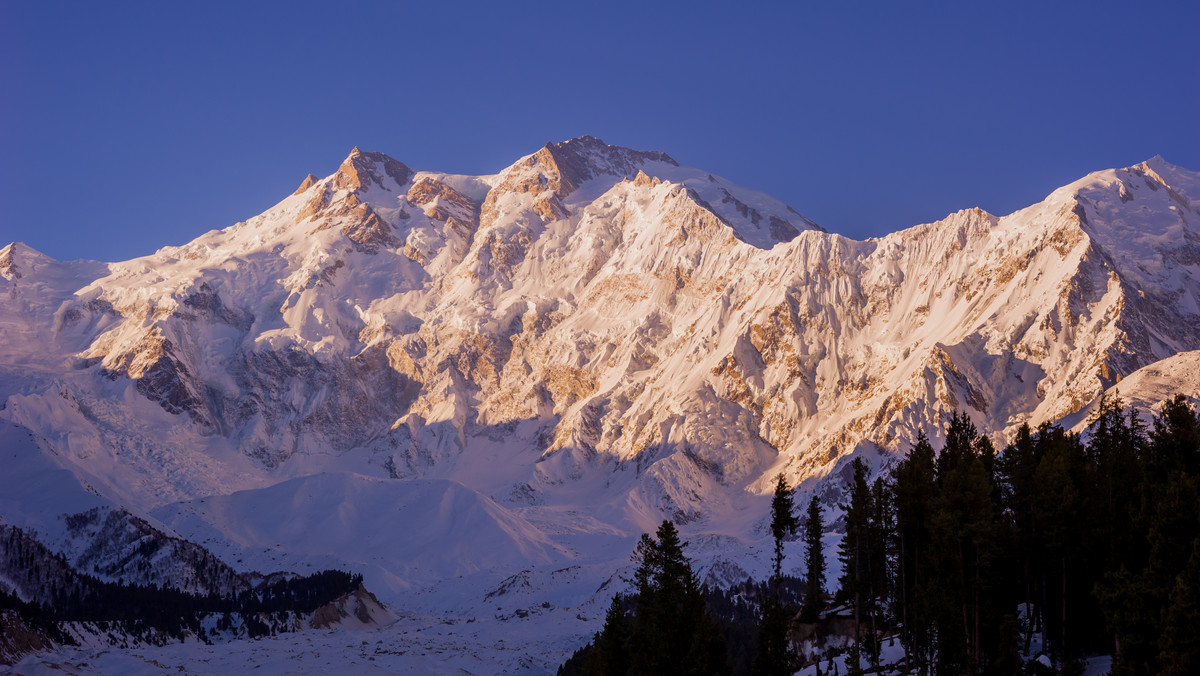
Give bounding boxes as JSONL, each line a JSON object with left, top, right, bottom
{"left": 1059, "top": 349, "right": 1200, "bottom": 435}
{"left": 152, "top": 473, "right": 567, "bottom": 592}
{"left": 2, "top": 139, "right": 1199, "bottom": 672}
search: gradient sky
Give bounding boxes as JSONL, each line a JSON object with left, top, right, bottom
{"left": 2, "top": 1, "right": 1198, "bottom": 262}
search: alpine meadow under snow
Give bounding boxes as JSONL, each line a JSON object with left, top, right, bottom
{"left": 2, "top": 136, "right": 1199, "bottom": 673}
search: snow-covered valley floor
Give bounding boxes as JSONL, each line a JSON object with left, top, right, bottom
{"left": 7, "top": 615, "right": 578, "bottom": 676}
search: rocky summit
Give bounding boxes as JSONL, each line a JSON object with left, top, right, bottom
{"left": 2, "top": 137, "right": 1198, "bottom": 671}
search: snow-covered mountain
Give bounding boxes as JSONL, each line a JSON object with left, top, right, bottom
{"left": 3, "top": 136, "right": 1199, "bottom": 672}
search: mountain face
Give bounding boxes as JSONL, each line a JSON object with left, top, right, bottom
{"left": 2, "top": 138, "right": 1199, "bottom": 668}
{"left": 4, "top": 140, "right": 1197, "bottom": 518}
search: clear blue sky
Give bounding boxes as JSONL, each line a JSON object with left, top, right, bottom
{"left": 2, "top": 1, "right": 1198, "bottom": 262}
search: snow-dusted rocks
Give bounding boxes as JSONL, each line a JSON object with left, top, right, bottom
{"left": 2, "top": 138, "right": 1199, "bottom": 671}
{"left": 4, "top": 141, "right": 1199, "bottom": 519}
{"left": 4, "top": 138, "right": 1199, "bottom": 522}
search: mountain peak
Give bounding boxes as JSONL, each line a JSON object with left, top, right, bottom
{"left": 1060, "top": 155, "right": 1200, "bottom": 214}
{"left": 0, "top": 242, "right": 56, "bottom": 281}
{"left": 292, "top": 173, "right": 320, "bottom": 196}
{"left": 1134, "top": 155, "right": 1197, "bottom": 202}
{"left": 485, "top": 136, "right": 677, "bottom": 216}
{"left": 333, "top": 147, "right": 412, "bottom": 192}
{"left": 536, "top": 136, "right": 678, "bottom": 191}
{"left": 479, "top": 136, "right": 678, "bottom": 227}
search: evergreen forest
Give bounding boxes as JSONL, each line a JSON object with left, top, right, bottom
{"left": 559, "top": 394, "right": 1200, "bottom": 676}
{"left": 0, "top": 523, "right": 363, "bottom": 645}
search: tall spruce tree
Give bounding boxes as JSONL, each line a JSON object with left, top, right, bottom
{"left": 1097, "top": 397, "right": 1200, "bottom": 676}
{"left": 584, "top": 595, "right": 631, "bottom": 676}
{"left": 1160, "top": 541, "right": 1200, "bottom": 676}
{"left": 893, "top": 432, "right": 936, "bottom": 671}
{"left": 800, "top": 495, "right": 825, "bottom": 622}
{"left": 996, "top": 422, "right": 1042, "bottom": 653}
{"left": 866, "top": 476, "right": 893, "bottom": 668}
{"left": 1032, "top": 424, "right": 1086, "bottom": 668}
{"left": 628, "top": 520, "right": 728, "bottom": 676}
{"left": 1087, "top": 395, "right": 1145, "bottom": 585}
{"left": 754, "top": 474, "right": 800, "bottom": 675}
{"left": 838, "top": 458, "right": 873, "bottom": 660}
{"left": 928, "top": 414, "right": 1007, "bottom": 675}
{"left": 1149, "top": 394, "right": 1200, "bottom": 479}
{"left": 566, "top": 521, "right": 728, "bottom": 676}
{"left": 769, "top": 474, "right": 799, "bottom": 586}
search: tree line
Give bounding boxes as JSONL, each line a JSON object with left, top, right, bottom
{"left": 834, "top": 394, "right": 1199, "bottom": 675}
{"left": 559, "top": 393, "right": 1200, "bottom": 676}
{"left": 1, "top": 523, "right": 363, "bottom": 643}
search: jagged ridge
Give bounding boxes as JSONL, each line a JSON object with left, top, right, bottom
{"left": 0, "top": 142, "right": 1196, "bottom": 530}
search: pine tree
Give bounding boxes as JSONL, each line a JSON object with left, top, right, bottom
{"left": 769, "top": 474, "right": 799, "bottom": 586}
{"left": 1032, "top": 425, "right": 1085, "bottom": 667}
{"left": 838, "top": 458, "right": 873, "bottom": 661}
{"left": 1159, "top": 541, "right": 1200, "bottom": 676}
{"left": 1150, "top": 394, "right": 1200, "bottom": 479}
{"left": 754, "top": 474, "right": 800, "bottom": 676}
{"left": 1087, "top": 395, "right": 1144, "bottom": 580}
{"left": 584, "top": 595, "right": 630, "bottom": 676}
{"left": 753, "top": 596, "right": 792, "bottom": 676}
{"left": 925, "top": 413, "right": 1008, "bottom": 675}
{"left": 997, "top": 423, "right": 1042, "bottom": 653}
{"left": 1099, "top": 397, "right": 1199, "bottom": 676}
{"left": 800, "top": 496, "right": 825, "bottom": 622}
{"left": 893, "top": 432, "right": 936, "bottom": 672}
{"left": 866, "top": 476, "right": 892, "bottom": 668}
{"left": 628, "top": 520, "right": 729, "bottom": 676}
{"left": 630, "top": 532, "right": 667, "bottom": 674}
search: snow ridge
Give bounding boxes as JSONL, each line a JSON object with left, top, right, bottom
{"left": 2, "top": 140, "right": 1199, "bottom": 672}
